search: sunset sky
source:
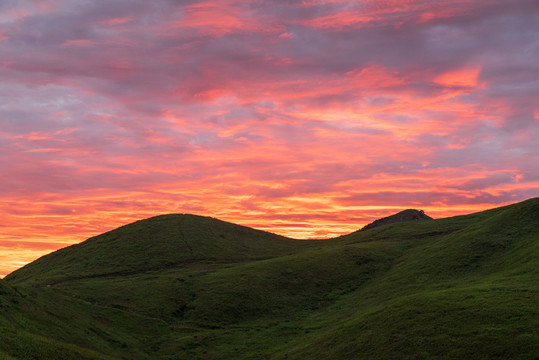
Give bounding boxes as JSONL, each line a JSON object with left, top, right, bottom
{"left": 1, "top": 0, "right": 538, "bottom": 277}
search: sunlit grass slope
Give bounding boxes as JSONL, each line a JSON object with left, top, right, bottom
{"left": 3, "top": 198, "right": 539, "bottom": 359}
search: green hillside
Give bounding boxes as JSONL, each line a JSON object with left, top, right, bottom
{"left": 2, "top": 198, "right": 539, "bottom": 359}
{"left": 6, "top": 214, "right": 313, "bottom": 286}
{"left": 0, "top": 278, "right": 162, "bottom": 359}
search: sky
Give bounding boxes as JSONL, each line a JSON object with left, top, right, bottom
{"left": 1, "top": 0, "right": 538, "bottom": 277}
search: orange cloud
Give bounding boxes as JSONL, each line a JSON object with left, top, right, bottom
{"left": 435, "top": 66, "right": 482, "bottom": 88}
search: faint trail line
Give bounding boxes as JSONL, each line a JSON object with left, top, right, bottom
{"left": 178, "top": 215, "right": 193, "bottom": 255}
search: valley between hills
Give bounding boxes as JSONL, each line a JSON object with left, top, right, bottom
{"left": 1, "top": 198, "right": 538, "bottom": 359}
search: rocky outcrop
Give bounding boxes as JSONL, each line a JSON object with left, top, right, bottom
{"left": 361, "top": 209, "right": 432, "bottom": 231}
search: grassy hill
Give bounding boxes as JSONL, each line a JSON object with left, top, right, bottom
{"left": 2, "top": 198, "right": 539, "bottom": 359}
{"left": 6, "top": 214, "right": 314, "bottom": 286}
{"left": 0, "top": 278, "right": 160, "bottom": 359}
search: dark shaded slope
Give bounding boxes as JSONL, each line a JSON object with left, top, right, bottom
{"left": 361, "top": 208, "right": 432, "bottom": 231}
{"left": 0, "top": 279, "right": 16, "bottom": 308}
{"left": 49, "top": 243, "right": 397, "bottom": 327}
{"left": 1, "top": 279, "right": 144, "bottom": 360}
{"left": 6, "top": 214, "right": 313, "bottom": 286}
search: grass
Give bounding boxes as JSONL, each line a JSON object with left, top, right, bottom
{"left": 1, "top": 197, "right": 538, "bottom": 359}
{"left": 6, "top": 214, "right": 315, "bottom": 286}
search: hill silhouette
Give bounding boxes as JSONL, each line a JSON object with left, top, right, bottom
{"left": 360, "top": 208, "right": 432, "bottom": 230}
{"left": 2, "top": 198, "right": 539, "bottom": 359}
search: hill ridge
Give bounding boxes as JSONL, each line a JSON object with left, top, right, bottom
{"left": 5, "top": 213, "right": 313, "bottom": 285}
{"left": 2, "top": 197, "right": 538, "bottom": 359}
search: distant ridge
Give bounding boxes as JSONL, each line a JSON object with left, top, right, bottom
{"left": 361, "top": 209, "right": 432, "bottom": 231}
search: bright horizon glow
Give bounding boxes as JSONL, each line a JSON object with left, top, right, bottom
{"left": 1, "top": 0, "right": 538, "bottom": 277}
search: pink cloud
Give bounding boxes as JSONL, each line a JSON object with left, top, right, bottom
{"left": 61, "top": 39, "right": 99, "bottom": 47}
{"left": 99, "top": 17, "right": 134, "bottom": 26}
{"left": 434, "top": 65, "right": 482, "bottom": 88}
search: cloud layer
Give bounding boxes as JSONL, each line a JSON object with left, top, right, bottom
{"left": 1, "top": 0, "right": 538, "bottom": 276}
